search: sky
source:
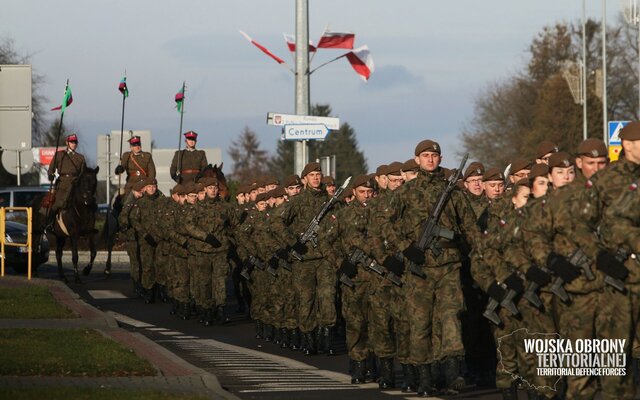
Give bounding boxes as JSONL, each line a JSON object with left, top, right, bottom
{"left": 1, "top": 0, "right": 627, "bottom": 172}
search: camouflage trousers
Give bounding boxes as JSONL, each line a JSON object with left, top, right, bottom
{"left": 405, "top": 264, "right": 465, "bottom": 365}
{"left": 249, "top": 267, "right": 272, "bottom": 322}
{"left": 125, "top": 240, "right": 140, "bottom": 284}
{"left": 553, "top": 288, "right": 634, "bottom": 400}
{"left": 292, "top": 258, "right": 336, "bottom": 333}
{"left": 274, "top": 267, "right": 297, "bottom": 329}
{"left": 390, "top": 279, "right": 411, "bottom": 364}
{"left": 138, "top": 239, "right": 156, "bottom": 290}
{"left": 155, "top": 241, "right": 171, "bottom": 287}
{"left": 188, "top": 252, "right": 228, "bottom": 309}
{"left": 169, "top": 254, "right": 190, "bottom": 303}
{"left": 341, "top": 272, "right": 371, "bottom": 361}
{"left": 368, "top": 276, "right": 396, "bottom": 359}
{"left": 628, "top": 283, "right": 640, "bottom": 359}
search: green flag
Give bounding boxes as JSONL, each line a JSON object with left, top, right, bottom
{"left": 175, "top": 84, "right": 184, "bottom": 113}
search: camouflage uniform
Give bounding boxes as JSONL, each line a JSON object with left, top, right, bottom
{"left": 131, "top": 190, "right": 163, "bottom": 293}
{"left": 118, "top": 193, "right": 141, "bottom": 287}
{"left": 170, "top": 149, "right": 207, "bottom": 183}
{"left": 167, "top": 201, "right": 192, "bottom": 312}
{"left": 47, "top": 149, "right": 86, "bottom": 212}
{"left": 149, "top": 196, "right": 174, "bottom": 296}
{"left": 119, "top": 151, "right": 156, "bottom": 194}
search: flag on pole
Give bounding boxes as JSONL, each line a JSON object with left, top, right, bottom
{"left": 239, "top": 30, "right": 286, "bottom": 64}
{"left": 118, "top": 76, "right": 129, "bottom": 98}
{"left": 317, "top": 30, "right": 355, "bottom": 49}
{"left": 346, "top": 46, "right": 375, "bottom": 81}
{"left": 51, "top": 84, "right": 73, "bottom": 112}
{"left": 175, "top": 84, "right": 185, "bottom": 113}
{"left": 283, "top": 33, "right": 317, "bottom": 53}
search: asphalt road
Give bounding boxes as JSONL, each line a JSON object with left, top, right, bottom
{"left": 25, "top": 260, "right": 510, "bottom": 400}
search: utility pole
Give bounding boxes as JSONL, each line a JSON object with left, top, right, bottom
{"left": 582, "top": 0, "right": 588, "bottom": 140}
{"left": 294, "top": 0, "right": 310, "bottom": 175}
{"left": 602, "top": 0, "right": 609, "bottom": 145}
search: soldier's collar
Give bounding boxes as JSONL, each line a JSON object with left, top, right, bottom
{"left": 186, "top": 147, "right": 196, "bottom": 152}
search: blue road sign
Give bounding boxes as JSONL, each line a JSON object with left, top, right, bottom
{"left": 608, "top": 121, "right": 629, "bottom": 145}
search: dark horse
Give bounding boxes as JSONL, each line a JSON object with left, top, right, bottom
{"left": 35, "top": 167, "right": 99, "bottom": 283}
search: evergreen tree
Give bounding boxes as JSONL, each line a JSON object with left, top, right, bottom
{"left": 228, "top": 126, "right": 270, "bottom": 183}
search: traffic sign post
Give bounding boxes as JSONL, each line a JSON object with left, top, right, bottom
{"left": 608, "top": 121, "right": 630, "bottom": 146}
{"left": 283, "top": 124, "right": 330, "bottom": 140}
{"left": 267, "top": 112, "right": 339, "bottom": 130}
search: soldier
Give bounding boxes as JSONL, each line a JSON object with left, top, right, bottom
{"left": 507, "top": 158, "right": 532, "bottom": 185}
{"left": 169, "top": 183, "right": 194, "bottom": 319}
{"left": 462, "top": 161, "right": 486, "bottom": 219}
{"left": 322, "top": 176, "right": 337, "bottom": 196}
{"left": 114, "top": 135, "right": 156, "bottom": 194}
{"left": 386, "top": 161, "right": 405, "bottom": 191}
{"left": 170, "top": 131, "right": 208, "bottom": 183}
{"left": 284, "top": 174, "right": 303, "bottom": 198}
{"left": 263, "top": 176, "right": 279, "bottom": 192}
{"left": 483, "top": 167, "right": 506, "bottom": 201}
{"left": 374, "top": 164, "right": 389, "bottom": 191}
{"left": 528, "top": 163, "right": 550, "bottom": 199}
{"left": 401, "top": 158, "right": 420, "bottom": 182}
{"left": 118, "top": 179, "right": 146, "bottom": 295}
{"left": 47, "top": 133, "right": 87, "bottom": 216}
{"left": 535, "top": 140, "right": 559, "bottom": 165}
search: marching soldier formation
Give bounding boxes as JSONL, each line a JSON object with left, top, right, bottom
{"left": 112, "top": 123, "right": 640, "bottom": 400}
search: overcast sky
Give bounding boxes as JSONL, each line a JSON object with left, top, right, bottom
{"left": 1, "top": 0, "right": 626, "bottom": 172}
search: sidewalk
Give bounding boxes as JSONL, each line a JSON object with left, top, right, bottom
{"left": 0, "top": 276, "right": 240, "bottom": 400}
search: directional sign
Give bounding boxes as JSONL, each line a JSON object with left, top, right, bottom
{"left": 608, "top": 121, "right": 629, "bottom": 145}
{"left": 283, "top": 124, "right": 330, "bottom": 140}
{"left": 267, "top": 112, "right": 340, "bottom": 130}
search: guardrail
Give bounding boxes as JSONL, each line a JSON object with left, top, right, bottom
{"left": 0, "top": 207, "right": 32, "bottom": 280}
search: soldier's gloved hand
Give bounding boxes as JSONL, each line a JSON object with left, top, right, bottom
{"left": 114, "top": 165, "right": 125, "bottom": 175}
{"left": 144, "top": 234, "right": 157, "bottom": 247}
{"left": 291, "top": 240, "right": 308, "bottom": 255}
{"left": 276, "top": 248, "right": 289, "bottom": 260}
{"left": 204, "top": 234, "right": 222, "bottom": 248}
{"left": 338, "top": 259, "right": 358, "bottom": 279}
{"left": 596, "top": 251, "right": 630, "bottom": 281}
{"left": 503, "top": 272, "right": 525, "bottom": 293}
{"left": 487, "top": 281, "right": 506, "bottom": 302}
{"left": 547, "top": 252, "right": 580, "bottom": 282}
{"left": 383, "top": 255, "right": 404, "bottom": 276}
{"left": 48, "top": 174, "right": 55, "bottom": 182}
{"left": 525, "top": 265, "right": 551, "bottom": 286}
{"left": 402, "top": 242, "right": 425, "bottom": 265}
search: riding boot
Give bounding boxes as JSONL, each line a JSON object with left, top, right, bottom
{"left": 279, "top": 328, "right": 289, "bottom": 349}
{"left": 378, "top": 357, "right": 395, "bottom": 389}
{"left": 350, "top": 359, "right": 366, "bottom": 384}
{"left": 501, "top": 381, "right": 518, "bottom": 400}
{"left": 401, "top": 363, "right": 418, "bottom": 393}
{"left": 289, "top": 328, "right": 300, "bottom": 350}
{"left": 443, "top": 356, "right": 466, "bottom": 392}
{"left": 264, "top": 324, "right": 274, "bottom": 342}
{"left": 322, "top": 326, "right": 335, "bottom": 355}
{"left": 303, "top": 331, "right": 317, "bottom": 355}
{"left": 215, "top": 305, "right": 230, "bottom": 324}
{"left": 203, "top": 308, "right": 214, "bottom": 327}
{"left": 255, "top": 320, "right": 264, "bottom": 340}
{"left": 169, "top": 300, "right": 178, "bottom": 315}
{"left": 416, "top": 364, "right": 436, "bottom": 397}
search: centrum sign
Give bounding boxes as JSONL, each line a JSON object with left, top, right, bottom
{"left": 284, "top": 124, "right": 330, "bottom": 140}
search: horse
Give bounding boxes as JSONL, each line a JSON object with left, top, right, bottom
{"left": 198, "top": 163, "right": 229, "bottom": 200}
{"left": 84, "top": 192, "right": 121, "bottom": 277}
{"left": 35, "top": 167, "right": 100, "bottom": 283}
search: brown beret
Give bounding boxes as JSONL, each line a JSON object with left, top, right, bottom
{"left": 263, "top": 176, "right": 280, "bottom": 186}
{"left": 133, "top": 180, "right": 147, "bottom": 192}
{"left": 577, "top": 138, "right": 608, "bottom": 158}
{"left": 321, "top": 176, "right": 336, "bottom": 185}
{"left": 401, "top": 159, "right": 419, "bottom": 172}
{"left": 463, "top": 162, "right": 485, "bottom": 181}
{"left": 483, "top": 167, "right": 504, "bottom": 182}
{"left": 269, "top": 186, "right": 287, "bottom": 198}
{"left": 414, "top": 139, "right": 441, "bottom": 156}
{"left": 351, "top": 174, "right": 373, "bottom": 189}
{"left": 619, "top": 121, "right": 640, "bottom": 141}
{"left": 283, "top": 174, "right": 302, "bottom": 187}
{"left": 536, "top": 141, "right": 559, "bottom": 159}
{"left": 528, "top": 163, "right": 550, "bottom": 180}
{"left": 386, "top": 161, "right": 403, "bottom": 176}
{"left": 510, "top": 159, "right": 532, "bottom": 174}
{"left": 547, "top": 151, "right": 574, "bottom": 169}
{"left": 195, "top": 182, "right": 206, "bottom": 192}
{"left": 301, "top": 162, "right": 321, "bottom": 177}
{"left": 255, "top": 192, "right": 269, "bottom": 203}
{"left": 183, "top": 182, "right": 198, "bottom": 194}
{"left": 375, "top": 164, "right": 389, "bottom": 176}
{"left": 199, "top": 176, "right": 218, "bottom": 187}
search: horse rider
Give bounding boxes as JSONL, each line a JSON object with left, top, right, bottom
{"left": 115, "top": 135, "right": 156, "bottom": 195}
{"left": 170, "top": 131, "right": 208, "bottom": 183}
{"left": 47, "top": 133, "right": 87, "bottom": 216}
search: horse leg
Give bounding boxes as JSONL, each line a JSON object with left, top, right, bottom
{"left": 104, "top": 245, "right": 112, "bottom": 276}
{"left": 56, "top": 236, "right": 67, "bottom": 283}
{"left": 82, "top": 235, "right": 97, "bottom": 276}
{"left": 71, "top": 236, "right": 81, "bottom": 284}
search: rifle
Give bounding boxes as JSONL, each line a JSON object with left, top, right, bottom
{"left": 522, "top": 263, "right": 569, "bottom": 307}
{"left": 407, "top": 154, "right": 468, "bottom": 278}
{"left": 290, "top": 176, "right": 352, "bottom": 261}
{"left": 568, "top": 248, "right": 594, "bottom": 280}
{"left": 602, "top": 248, "right": 629, "bottom": 293}
{"left": 483, "top": 283, "right": 520, "bottom": 326}
{"left": 349, "top": 247, "right": 402, "bottom": 287}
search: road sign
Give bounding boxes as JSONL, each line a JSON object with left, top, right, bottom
{"left": 608, "top": 121, "right": 629, "bottom": 145}
{"left": 283, "top": 124, "right": 330, "bottom": 140}
{"left": 0, "top": 65, "right": 32, "bottom": 151}
{"left": 267, "top": 112, "right": 339, "bottom": 130}
{"left": 609, "top": 144, "right": 622, "bottom": 162}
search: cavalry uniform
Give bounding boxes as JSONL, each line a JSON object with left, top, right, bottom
{"left": 47, "top": 134, "right": 87, "bottom": 212}
{"left": 117, "top": 136, "right": 156, "bottom": 194}
{"left": 170, "top": 131, "right": 208, "bottom": 183}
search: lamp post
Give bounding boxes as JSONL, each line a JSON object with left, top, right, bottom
{"left": 602, "top": 0, "right": 609, "bottom": 145}
{"left": 295, "top": 0, "right": 310, "bottom": 175}
{"left": 582, "top": 0, "right": 588, "bottom": 140}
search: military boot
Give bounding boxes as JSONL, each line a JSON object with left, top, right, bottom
{"left": 443, "top": 356, "right": 466, "bottom": 393}
{"left": 366, "top": 353, "right": 378, "bottom": 382}
{"left": 378, "top": 357, "right": 395, "bottom": 389}
{"left": 501, "top": 381, "right": 518, "bottom": 400}
{"left": 143, "top": 285, "right": 156, "bottom": 304}
{"left": 264, "top": 324, "right": 274, "bottom": 342}
{"left": 526, "top": 388, "right": 545, "bottom": 400}
{"left": 179, "top": 302, "right": 191, "bottom": 320}
{"left": 215, "top": 305, "right": 230, "bottom": 324}
{"left": 169, "top": 299, "right": 178, "bottom": 315}
{"left": 400, "top": 364, "right": 417, "bottom": 392}
{"left": 255, "top": 320, "right": 264, "bottom": 339}
{"left": 196, "top": 306, "right": 205, "bottom": 324}
{"left": 203, "top": 308, "right": 214, "bottom": 327}
{"left": 279, "top": 328, "right": 289, "bottom": 348}
{"left": 350, "top": 359, "right": 366, "bottom": 384}
{"left": 321, "top": 326, "right": 336, "bottom": 355}
{"left": 416, "top": 364, "right": 436, "bottom": 397}
{"left": 289, "top": 328, "right": 300, "bottom": 350}
{"left": 274, "top": 327, "right": 282, "bottom": 344}
{"left": 316, "top": 326, "right": 325, "bottom": 354}
{"left": 303, "top": 331, "right": 317, "bottom": 355}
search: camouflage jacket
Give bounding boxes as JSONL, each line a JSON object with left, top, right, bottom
{"left": 184, "top": 197, "right": 238, "bottom": 254}
{"left": 131, "top": 191, "right": 164, "bottom": 240}
{"left": 234, "top": 207, "right": 259, "bottom": 260}
{"left": 118, "top": 195, "right": 141, "bottom": 242}
{"left": 463, "top": 191, "right": 488, "bottom": 221}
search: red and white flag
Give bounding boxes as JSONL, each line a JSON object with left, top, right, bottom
{"left": 239, "top": 30, "right": 285, "bottom": 64}
{"left": 346, "top": 45, "right": 375, "bottom": 81}
{"left": 317, "top": 30, "right": 355, "bottom": 49}
{"left": 283, "top": 33, "right": 317, "bottom": 53}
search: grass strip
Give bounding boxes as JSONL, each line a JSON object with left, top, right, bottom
{"left": 0, "top": 387, "right": 211, "bottom": 400}
{"left": 0, "top": 286, "right": 75, "bottom": 319}
{"left": 0, "top": 329, "right": 156, "bottom": 376}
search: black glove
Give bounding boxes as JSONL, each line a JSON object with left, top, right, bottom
{"left": 596, "top": 251, "right": 630, "bottom": 281}
{"left": 48, "top": 174, "right": 55, "bottom": 182}
{"left": 487, "top": 281, "right": 506, "bottom": 302}
{"left": 525, "top": 265, "right": 551, "bottom": 286}
{"left": 144, "top": 234, "right": 157, "bottom": 247}
{"left": 276, "top": 248, "right": 289, "bottom": 260}
{"left": 242, "top": 258, "right": 254, "bottom": 270}
{"left": 402, "top": 242, "right": 425, "bottom": 265}
{"left": 339, "top": 259, "right": 358, "bottom": 279}
{"left": 503, "top": 272, "right": 524, "bottom": 293}
{"left": 204, "top": 234, "right": 222, "bottom": 248}
{"left": 383, "top": 255, "right": 405, "bottom": 276}
{"left": 547, "top": 252, "right": 580, "bottom": 282}
{"left": 268, "top": 256, "right": 280, "bottom": 270}
{"left": 291, "top": 240, "right": 308, "bottom": 255}
{"left": 114, "top": 165, "right": 125, "bottom": 175}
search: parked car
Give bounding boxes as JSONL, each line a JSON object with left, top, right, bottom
{"left": 0, "top": 186, "right": 49, "bottom": 208}
{"left": 1, "top": 221, "right": 49, "bottom": 273}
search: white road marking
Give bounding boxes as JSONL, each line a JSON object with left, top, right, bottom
{"left": 105, "top": 311, "right": 154, "bottom": 328}
{"left": 88, "top": 290, "right": 127, "bottom": 299}
{"left": 146, "top": 327, "right": 169, "bottom": 331}
{"left": 159, "top": 331, "right": 183, "bottom": 336}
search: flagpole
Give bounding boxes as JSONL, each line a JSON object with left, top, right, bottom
{"left": 117, "top": 75, "right": 127, "bottom": 192}
{"left": 309, "top": 53, "right": 349, "bottom": 75}
{"left": 177, "top": 81, "right": 185, "bottom": 182}
{"left": 45, "top": 79, "right": 69, "bottom": 227}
